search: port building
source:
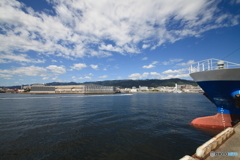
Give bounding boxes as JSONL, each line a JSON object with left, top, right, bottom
{"left": 30, "top": 84, "right": 116, "bottom": 94}
{"left": 55, "top": 85, "right": 84, "bottom": 93}
{"left": 83, "top": 85, "right": 115, "bottom": 94}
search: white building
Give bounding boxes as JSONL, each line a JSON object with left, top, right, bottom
{"left": 157, "top": 86, "right": 174, "bottom": 92}
{"left": 139, "top": 86, "right": 148, "bottom": 91}
{"left": 130, "top": 88, "right": 139, "bottom": 92}
{"left": 130, "top": 86, "right": 139, "bottom": 92}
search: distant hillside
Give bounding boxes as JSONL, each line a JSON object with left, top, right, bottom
{"left": 1, "top": 78, "right": 197, "bottom": 89}
{"left": 47, "top": 78, "right": 197, "bottom": 88}
{"left": 0, "top": 85, "right": 22, "bottom": 89}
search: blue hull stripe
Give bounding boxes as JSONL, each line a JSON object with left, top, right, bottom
{"left": 197, "top": 81, "right": 240, "bottom": 115}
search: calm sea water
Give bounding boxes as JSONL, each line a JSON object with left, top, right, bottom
{"left": 0, "top": 93, "right": 217, "bottom": 160}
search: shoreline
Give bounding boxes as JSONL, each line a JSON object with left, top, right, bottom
{"left": 3, "top": 91, "right": 202, "bottom": 94}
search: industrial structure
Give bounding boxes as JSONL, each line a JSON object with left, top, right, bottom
{"left": 30, "top": 84, "right": 55, "bottom": 93}
{"left": 30, "top": 84, "right": 116, "bottom": 94}
{"left": 83, "top": 85, "right": 115, "bottom": 94}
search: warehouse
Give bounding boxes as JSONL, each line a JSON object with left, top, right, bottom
{"left": 55, "top": 85, "right": 84, "bottom": 93}
{"left": 83, "top": 84, "right": 116, "bottom": 94}
{"left": 30, "top": 84, "right": 55, "bottom": 93}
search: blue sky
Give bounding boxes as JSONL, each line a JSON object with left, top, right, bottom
{"left": 0, "top": 0, "right": 240, "bottom": 86}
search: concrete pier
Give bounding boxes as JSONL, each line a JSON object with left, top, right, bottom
{"left": 180, "top": 122, "right": 240, "bottom": 160}
{"left": 205, "top": 122, "right": 240, "bottom": 160}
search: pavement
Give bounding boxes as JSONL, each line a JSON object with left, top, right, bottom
{"left": 206, "top": 123, "right": 240, "bottom": 160}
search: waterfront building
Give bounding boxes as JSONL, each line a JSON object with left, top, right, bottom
{"left": 173, "top": 83, "right": 182, "bottom": 93}
{"left": 83, "top": 84, "right": 116, "bottom": 94}
{"left": 130, "top": 88, "right": 138, "bottom": 92}
{"left": 139, "top": 86, "right": 148, "bottom": 91}
{"left": 30, "top": 85, "right": 55, "bottom": 93}
{"left": 119, "top": 88, "right": 131, "bottom": 93}
{"left": 157, "top": 86, "right": 175, "bottom": 92}
{"left": 23, "top": 85, "right": 31, "bottom": 90}
{"left": 55, "top": 85, "right": 84, "bottom": 93}
{"left": 17, "top": 89, "right": 24, "bottom": 92}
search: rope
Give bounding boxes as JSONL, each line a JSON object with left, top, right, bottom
{"left": 222, "top": 47, "right": 240, "bottom": 60}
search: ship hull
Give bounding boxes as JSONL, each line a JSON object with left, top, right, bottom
{"left": 191, "top": 113, "right": 240, "bottom": 128}
{"left": 190, "top": 68, "right": 240, "bottom": 129}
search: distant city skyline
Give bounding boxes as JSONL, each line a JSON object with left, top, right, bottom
{"left": 1, "top": 0, "right": 240, "bottom": 86}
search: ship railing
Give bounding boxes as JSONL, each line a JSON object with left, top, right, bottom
{"left": 189, "top": 58, "right": 240, "bottom": 74}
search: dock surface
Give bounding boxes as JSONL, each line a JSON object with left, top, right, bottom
{"left": 206, "top": 123, "right": 240, "bottom": 160}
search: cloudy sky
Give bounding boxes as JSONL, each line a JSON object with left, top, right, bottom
{"left": 0, "top": 0, "right": 240, "bottom": 86}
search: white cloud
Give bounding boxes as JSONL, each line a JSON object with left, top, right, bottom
{"left": 0, "top": 65, "right": 66, "bottom": 77}
{"left": 107, "top": 58, "right": 115, "bottom": 62}
{"left": 0, "top": 66, "right": 47, "bottom": 77}
{"left": 51, "top": 77, "right": 63, "bottom": 82}
{"left": 79, "top": 76, "right": 91, "bottom": 79}
{"left": 162, "top": 59, "right": 183, "bottom": 65}
{"left": 177, "top": 60, "right": 196, "bottom": 66}
{"left": 52, "top": 77, "right": 58, "bottom": 81}
{"left": 0, "top": 0, "right": 238, "bottom": 60}
{"left": 160, "top": 74, "right": 190, "bottom": 79}
{"left": 128, "top": 71, "right": 190, "bottom": 80}
{"left": 46, "top": 65, "right": 66, "bottom": 74}
{"left": 143, "top": 64, "right": 155, "bottom": 69}
{"left": 128, "top": 73, "right": 140, "bottom": 79}
{"left": 230, "top": 0, "right": 240, "bottom": 4}
{"left": 149, "top": 72, "right": 162, "bottom": 79}
{"left": 142, "top": 72, "right": 149, "bottom": 77}
{"left": 152, "top": 61, "right": 158, "bottom": 65}
{"left": 42, "top": 77, "right": 49, "bottom": 80}
{"left": 99, "top": 44, "right": 124, "bottom": 54}
{"left": 88, "top": 50, "right": 112, "bottom": 58}
{"left": 142, "top": 57, "right": 148, "bottom": 60}
{"left": 0, "top": 59, "right": 9, "bottom": 63}
{"left": 161, "top": 68, "right": 189, "bottom": 79}
{"left": 128, "top": 72, "right": 149, "bottom": 80}
{"left": 150, "top": 72, "right": 161, "bottom": 76}
{"left": 84, "top": 76, "right": 91, "bottom": 79}
{"left": 162, "top": 68, "right": 187, "bottom": 74}
{"left": 142, "top": 61, "right": 158, "bottom": 69}
{"left": 71, "top": 63, "right": 87, "bottom": 70}
{"left": 0, "top": 73, "right": 12, "bottom": 79}
{"left": 99, "top": 75, "right": 108, "bottom": 78}
{"left": 90, "top": 64, "right": 98, "bottom": 70}
{"left": 142, "top": 44, "right": 150, "bottom": 49}
{"left": 216, "top": 14, "right": 229, "bottom": 24}
{"left": 0, "top": 53, "right": 45, "bottom": 64}
{"left": 114, "top": 65, "right": 119, "bottom": 69}
{"left": 88, "top": 73, "right": 94, "bottom": 76}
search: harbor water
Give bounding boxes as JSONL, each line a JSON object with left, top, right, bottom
{"left": 0, "top": 93, "right": 216, "bottom": 160}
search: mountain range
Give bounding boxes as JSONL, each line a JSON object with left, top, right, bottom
{"left": 1, "top": 78, "right": 197, "bottom": 89}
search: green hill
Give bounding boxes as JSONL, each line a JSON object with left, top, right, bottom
{"left": 1, "top": 78, "right": 197, "bottom": 89}
{"left": 47, "top": 78, "right": 197, "bottom": 88}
